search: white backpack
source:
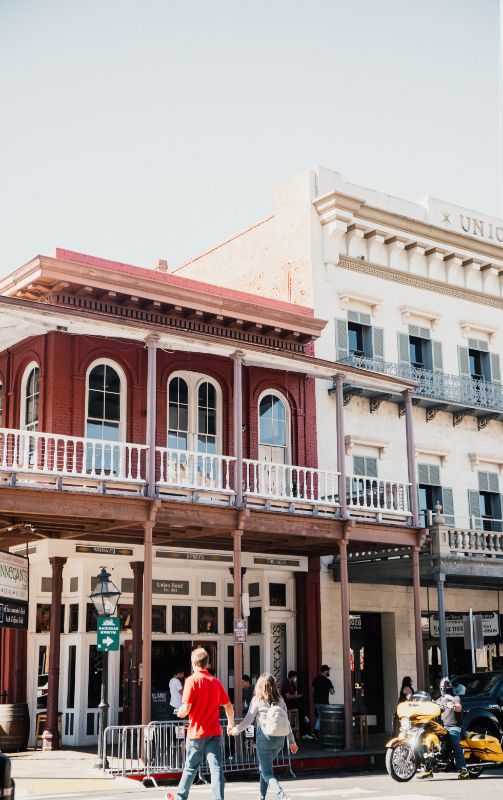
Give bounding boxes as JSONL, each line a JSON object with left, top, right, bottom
{"left": 262, "top": 703, "right": 291, "bottom": 737}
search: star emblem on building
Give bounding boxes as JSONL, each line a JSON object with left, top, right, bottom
{"left": 441, "top": 211, "right": 451, "bottom": 226}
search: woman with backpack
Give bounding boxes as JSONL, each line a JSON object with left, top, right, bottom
{"left": 228, "top": 672, "right": 298, "bottom": 800}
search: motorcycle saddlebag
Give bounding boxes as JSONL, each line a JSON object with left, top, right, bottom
{"left": 465, "top": 733, "right": 503, "bottom": 763}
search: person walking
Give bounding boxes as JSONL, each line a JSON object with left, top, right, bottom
{"left": 166, "top": 648, "right": 234, "bottom": 800}
{"left": 169, "top": 668, "right": 185, "bottom": 719}
{"left": 311, "top": 665, "right": 334, "bottom": 737}
{"left": 229, "top": 673, "right": 298, "bottom": 800}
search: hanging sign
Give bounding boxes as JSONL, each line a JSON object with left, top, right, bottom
{"left": 0, "top": 550, "right": 29, "bottom": 629}
{"left": 429, "top": 611, "right": 499, "bottom": 639}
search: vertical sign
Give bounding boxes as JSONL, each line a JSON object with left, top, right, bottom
{"left": 0, "top": 550, "right": 29, "bottom": 630}
{"left": 270, "top": 623, "right": 287, "bottom": 686}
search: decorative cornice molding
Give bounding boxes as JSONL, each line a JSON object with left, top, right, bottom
{"left": 415, "top": 446, "right": 450, "bottom": 466}
{"left": 338, "top": 291, "right": 382, "bottom": 315}
{"left": 335, "top": 255, "right": 503, "bottom": 310}
{"left": 468, "top": 453, "right": 503, "bottom": 473}
{"left": 344, "top": 434, "right": 389, "bottom": 459}
{"left": 460, "top": 322, "right": 498, "bottom": 342}
{"left": 400, "top": 306, "right": 441, "bottom": 330}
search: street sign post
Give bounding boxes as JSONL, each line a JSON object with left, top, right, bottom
{"left": 97, "top": 616, "right": 120, "bottom": 651}
{"left": 234, "top": 618, "right": 247, "bottom": 644}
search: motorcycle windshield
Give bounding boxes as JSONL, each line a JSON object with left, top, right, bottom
{"left": 396, "top": 700, "right": 440, "bottom": 723}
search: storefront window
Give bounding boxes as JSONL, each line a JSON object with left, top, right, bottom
{"left": 201, "top": 581, "right": 217, "bottom": 597}
{"left": 224, "top": 607, "right": 233, "bottom": 634}
{"left": 249, "top": 582, "right": 260, "bottom": 598}
{"left": 249, "top": 607, "right": 261, "bottom": 634}
{"left": 36, "top": 603, "right": 64, "bottom": 633}
{"left": 250, "top": 645, "right": 261, "bottom": 685}
{"left": 86, "top": 603, "right": 98, "bottom": 632}
{"left": 227, "top": 583, "right": 234, "bottom": 598}
{"left": 37, "top": 644, "right": 49, "bottom": 709}
{"left": 172, "top": 606, "right": 191, "bottom": 634}
{"left": 269, "top": 583, "right": 286, "bottom": 607}
{"left": 118, "top": 604, "right": 133, "bottom": 630}
{"left": 88, "top": 645, "right": 103, "bottom": 708}
{"left": 198, "top": 607, "right": 218, "bottom": 634}
{"left": 152, "top": 606, "right": 166, "bottom": 633}
{"left": 69, "top": 604, "right": 79, "bottom": 633}
{"left": 67, "top": 645, "right": 76, "bottom": 708}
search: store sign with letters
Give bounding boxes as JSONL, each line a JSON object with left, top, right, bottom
{"left": 429, "top": 612, "right": 499, "bottom": 639}
{"left": 0, "top": 550, "right": 29, "bottom": 630}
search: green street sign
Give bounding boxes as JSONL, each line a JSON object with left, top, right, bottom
{"left": 97, "top": 616, "right": 120, "bottom": 651}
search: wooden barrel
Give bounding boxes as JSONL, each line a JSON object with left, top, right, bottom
{"left": 0, "top": 703, "right": 30, "bottom": 752}
{"left": 319, "top": 704, "right": 344, "bottom": 749}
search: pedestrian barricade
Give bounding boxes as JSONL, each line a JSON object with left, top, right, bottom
{"left": 102, "top": 719, "right": 295, "bottom": 785}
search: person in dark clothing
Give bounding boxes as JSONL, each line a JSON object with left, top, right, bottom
{"left": 242, "top": 675, "right": 254, "bottom": 711}
{"left": 393, "top": 676, "right": 415, "bottom": 734}
{"left": 311, "top": 665, "right": 335, "bottom": 735}
{"left": 419, "top": 677, "right": 469, "bottom": 781}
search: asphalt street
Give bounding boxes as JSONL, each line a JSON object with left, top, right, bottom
{"left": 14, "top": 769, "right": 503, "bottom": 800}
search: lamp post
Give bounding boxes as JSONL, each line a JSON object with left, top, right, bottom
{"left": 89, "top": 567, "right": 121, "bottom": 769}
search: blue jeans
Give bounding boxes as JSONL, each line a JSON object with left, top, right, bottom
{"left": 446, "top": 726, "right": 466, "bottom": 770}
{"left": 256, "top": 729, "right": 287, "bottom": 800}
{"left": 175, "top": 735, "right": 224, "bottom": 800}
{"left": 314, "top": 703, "right": 324, "bottom": 732}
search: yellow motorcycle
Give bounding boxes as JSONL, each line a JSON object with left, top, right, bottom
{"left": 386, "top": 692, "right": 503, "bottom": 781}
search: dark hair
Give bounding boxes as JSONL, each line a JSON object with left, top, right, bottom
{"left": 288, "top": 670, "right": 297, "bottom": 678}
{"left": 400, "top": 676, "right": 413, "bottom": 690}
{"left": 242, "top": 674, "right": 251, "bottom": 683}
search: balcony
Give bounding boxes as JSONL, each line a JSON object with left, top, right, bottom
{"left": 0, "top": 427, "right": 410, "bottom": 523}
{"left": 339, "top": 356, "right": 503, "bottom": 423}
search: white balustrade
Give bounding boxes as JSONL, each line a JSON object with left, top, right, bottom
{"left": 0, "top": 428, "right": 147, "bottom": 484}
{"left": 243, "top": 459, "right": 340, "bottom": 506}
{"left": 346, "top": 475, "right": 411, "bottom": 515}
{"left": 156, "top": 448, "right": 235, "bottom": 493}
{"left": 448, "top": 526, "right": 503, "bottom": 555}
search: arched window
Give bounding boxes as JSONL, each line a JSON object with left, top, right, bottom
{"left": 85, "top": 360, "right": 125, "bottom": 474}
{"left": 21, "top": 363, "right": 40, "bottom": 432}
{"left": 167, "top": 372, "right": 221, "bottom": 453}
{"left": 258, "top": 391, "right": 289, "bottom": 464}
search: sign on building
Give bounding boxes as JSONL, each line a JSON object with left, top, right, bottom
{"left": 0, "top": 550, "right": 29, "bottom": 630}
{"left": 429, "top": 611, "right": 499, "bottom": 639}
{"left": 97, "top": 616, "right": 120, "bottom": 651}
{"left": 234, "top": 618, "right": 247, "bottom": 644}
{"left": 270, "top": 622, "right": 287, "bottom": 685}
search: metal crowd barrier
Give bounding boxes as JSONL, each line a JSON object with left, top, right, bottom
{"left": 103, "top": 719, "right": 295, "bottom": 785}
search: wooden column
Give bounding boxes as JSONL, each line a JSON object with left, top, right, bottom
{"left": 403, "top": 389, "right": 419, "bottom": 527}
{"left": 146, "top": 333, "right": 159, "bottom": 499}
{"left": 436, "top": 573, "right": 449, "bottom": 677}
{"left": 42, "top": 556, "right": 67, "bottom": 751}
{"left": 130, "top": 560, "right": 144, "bottom": 725}
{"left": 233, "top": 352, "right": 244, "bottom": 507}
{"left": 339, "top": 539, "right": 353, "bottom": 750}
{"left": 295, "top": 556, "right": 322, "bottom": 726}
{"left": 412, "top": 545, "right": 424, "bottom": 690}
{"left": 232, "top": 528, "right": 243, "bottom": 717}
{"left": 335, "top": 375, "right": 348, "bottom": 519}
{"left": 141, "top": 520, "right": 153, "bottom": 726}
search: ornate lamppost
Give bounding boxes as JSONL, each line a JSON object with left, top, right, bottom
{"left": 89, "top": 567, "right": 121, "bottom": 769}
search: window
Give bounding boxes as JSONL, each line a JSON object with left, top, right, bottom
{"left": 152, "top": 606, "right": 166, "bottom": 633}
{"left": 118, "top": 604, "right": 134, "bottom": 630}
{"left": 36, "top": 604, "right": 64, "bottom": 633}
{"left": 348, "top": 322, "right": 365, "bottom": 357}
{"left": 69, "top": 604, "right": 79, "bottom": 633}
{"left": 21, "top": 363, "right": 40, "bottom": 431}
{"left": 398, "top": 327, "right": 443, "bottom": 372}
{"left": 409, "top": 336, "right": 425, "bottom": 368}
{"left": 198, "top": 606, "right": 218, "bottom": 634}
{"left": 67, "top": 645, "right": 77, "bottom": 708}
{"left": 269, "top": 583, "right": 286, "bottom": 607}
{"left": 201, "top": 581, "right": 216, "bottom": 597}
{"left": 86, "top": 361, "right": 124, "bottom": 472}
{"left": 224, "top": 607, "right": 234, "bottom": 634}
{"left": 353, "top": 455, "right": 378, "bottom": 478}
{"left": 469, "top": 472, "right": 502, "bottom": 531}
{"left": 249, "top": 606, "right": 262, "bottom": 634}
{"left": 167, "top": 372, "right": 221, "bottom": 453}
{"left": 88, "top": 646, "right": 103, "bottom": 708}
{"left": 417, "top": 463, "right": 454, "bottom": 526}
{"left": 249, "top": 582, "right": 260, "bottom": 598}
{"left": 335, "top": 314, "right": 384, "bottom": 362}
{"left": 459, "top": 339, "right": 500, "bottom": 384}
{"left": 86, "top": 603, "right": 98, "bottom": 632}
{"left": 259, "top": 392, "right": 289, "bottom": 465}
{"left": 172, "top": 606, "right": 191, "bottom": 633}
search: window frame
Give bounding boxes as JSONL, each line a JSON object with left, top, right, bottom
{"left": 85, "top": 358, "right": 127, "bottom": 443}
{"left": 167, "top": 371, "right": 222, "bottom": 454}
{"left": 257, "top": 389, "right": 291, "bottom": 464}
{"left": 20, "top": 361, "right": 40, "bottom": 432}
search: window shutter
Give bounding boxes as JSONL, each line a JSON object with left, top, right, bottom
{"left": 418, "top": 463, "right": 429, "bottom": 484}
{"left": 347, "top": 310, "right": 359, "bottom": 324}
{"left": 431, "top": 341, "right": 443, "bottom": 373}
{"left": 335, "top": 318, "right": 349, "bottom": 361}
{"left": 353, "top": 456, "right": 366, "bottom": 476}
{"left": 398, "top": 333, "right": 410, "bottom": 366}
{"left": 440, "top": 487, "right": 455, "bottom": 526}
{"left": 490, "top": 353, "right": 501, "bottom": 384}
{"left": 488, "top": 472, "right": 500, "bottom": 493}
{"left": 372, "top": 327, "right": 385, "bottom": 361}
{"left": 429, "top": 465, "right": 441, "bottom": 486}
{"left": 478, "top": 471, "right": 490, "bottom": 492}
{"left": 419, "top": 326, "right": 431, "bottom": 340}
{"left": 359, "top": 312, "right": 371, "bottom": 326}
{"left": 365, "top": 457, "right": 378, "bottom": 478}
{"left": 468, "top": 490, "right": 482, "bottom": 530}
{"left": 458, "top": 346, "right": 470, "bottom": 378}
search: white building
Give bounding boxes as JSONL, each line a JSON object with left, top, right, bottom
{"left": 177, "top": 167, "right": 503, "bottom": 732}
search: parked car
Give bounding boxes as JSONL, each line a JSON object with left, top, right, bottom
{"left": 451, "top": 672, "right": 503, "bottom": 739}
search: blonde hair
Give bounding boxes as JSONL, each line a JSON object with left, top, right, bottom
{"left": 191, "top": 647, "right": 209, "bottom": 668}
{"left": 254, "top": 672, "right": 281, "bottom": 705}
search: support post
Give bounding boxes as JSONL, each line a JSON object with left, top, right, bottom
{"left": 233, "top": 352, "right": 244, "bottom": 507}
{"left": 141, "top": 520, "right": 154, "bottom": 726}
{"left": 146, "top": 333, "right": 159, "bottom": 498}
{"left": 403, "top": 389, "right": 419, "bottom": 526}
{"left": 130, "top": 560, "right": 144, "bottom": 725}
{"left": 42, "top": 556, "right": 67, "bottom": 751}
{"left": 95, "top": 649, "right": 109, "bottom": 768}
{"left": 412, "top": 545, "right": 424, "bottom": 690}
{"left": 339, "top": 538, "right": 353, "bottom": 750}
{"left": 436, "top": 573, "right": 449, "bottom": 677}
{"left": 335, "top": 375, "right": 348, "bottom": 519}
{"left": 232, "top": 528, "right": 243, "bottom": 717}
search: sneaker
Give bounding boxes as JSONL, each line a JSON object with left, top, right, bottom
{"left": 302, "top": 734, "right": 314, "bottom": 740}
{"left": 458, "top": 768, "right": 470, "bottom": 780}
{"left": 418, "top": 769, "right": 433, "bottom": 779}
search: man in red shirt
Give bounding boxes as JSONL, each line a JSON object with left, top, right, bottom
{"left": 167, "top": 647, "right": 234, "bottom": 800}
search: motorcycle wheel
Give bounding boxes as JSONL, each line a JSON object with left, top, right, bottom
{"left": 386, "top": 745, "right": 417, "bottom": 782}
{"left": 467, "top": 765, "right": 483, "bottom": 779}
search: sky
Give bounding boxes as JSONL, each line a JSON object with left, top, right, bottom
{"left": 0, "top": 0, "right": 501, "bottom": 277}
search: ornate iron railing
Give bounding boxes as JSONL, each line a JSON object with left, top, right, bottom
{"left": 340, "top": 355, "right": 503, "bottom": 411}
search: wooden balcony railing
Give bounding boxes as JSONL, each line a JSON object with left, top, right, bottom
{"left": 243, "top": 459, "right": 340, "bottom": 508}
{"left": 346, "top": 475, "right": 411, "bottom": 517}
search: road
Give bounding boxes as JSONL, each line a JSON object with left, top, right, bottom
{"left": 15, "top": 769, "right": 503, "bottom": 800}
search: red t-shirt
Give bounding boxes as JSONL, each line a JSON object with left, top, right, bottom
{"left": 182, "top": 669, "right": 230, "bottom": 739}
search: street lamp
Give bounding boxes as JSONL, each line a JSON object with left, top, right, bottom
{"left": 89, "top": 567, "right": 121, "bottom": 769}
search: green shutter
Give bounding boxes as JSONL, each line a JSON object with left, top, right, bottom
{"left": 335, "top": 318, "right": 349, "bottom": 361}
{"left": 458, "top": 346, "right": 470, "bottom": 378}
{"left": 432, "top": 340, "right": 443, "bottom": 373}
{"left": 468, "top": 489, "right": 482, "bottom": 530}
{"left": 490, "top": 353, "right": 501, "bottom": 384}
{"left": 429, "top": 465, "right": 441, "bottom": 486}
{"left": 359, "top": 312, "right": 371, "bottom": 326}
{"left": 353, "top": 456, "right": 366, "bottom": 476}
{"left": 488, "top": 472, "right": 500, "bottom": 493}
{"left": 372, "top": 327, "right": 385, "bottom": 361}
{"left": 478, "top": 471, "right": 490, "bottom": 492}
{"left": 418, "top": 463, "right": 429, "bottom": 484}
{"left": 398, "top": 333, "right": 410, "bottom": 366}
{"left": 440, "top": 487, "right": 455, "bottom": 526}
{"left": 365, "top": 457, "right": 378, "bottom": 478}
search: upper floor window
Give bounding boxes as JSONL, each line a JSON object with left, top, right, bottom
{"left": 468, "top": 471, "right": 502, "bottom": 532}
{"left": 335, "top": 312, "right": 384, "bottom": 362}
{"left": 168, "top": 372, "right": 221, "bottom": 454}
{"left": 21, "top": 363, "right": 40, "bottom": 432}
{"left": 417, "top": 463, "right": 454, "bottom": 527}
{"left": 458, "top": 338, "right": 500, "bottom": 384}
{"left": 398, "top": 326, "right": 443, "bottom": 372}
{"left": 258, "top": 391, "right": 290, "bottom": 464}
{"left": 86, "top": 361, "right": 124, "bottom": 442}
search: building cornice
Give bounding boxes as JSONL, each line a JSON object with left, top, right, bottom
{"left": 334, "top": 255, "right": 503, "bottom": 311}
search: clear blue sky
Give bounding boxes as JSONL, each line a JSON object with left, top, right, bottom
{"left": 0, "top": 0, "right": 501, "bottom": 277}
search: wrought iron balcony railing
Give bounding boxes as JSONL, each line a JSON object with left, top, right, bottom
{"left": 340, "top": 355, "right": 503, "bottom": 412}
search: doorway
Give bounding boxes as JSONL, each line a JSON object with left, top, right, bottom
{"left": 350, "top": 612, "right": 384, "bottom": 732}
